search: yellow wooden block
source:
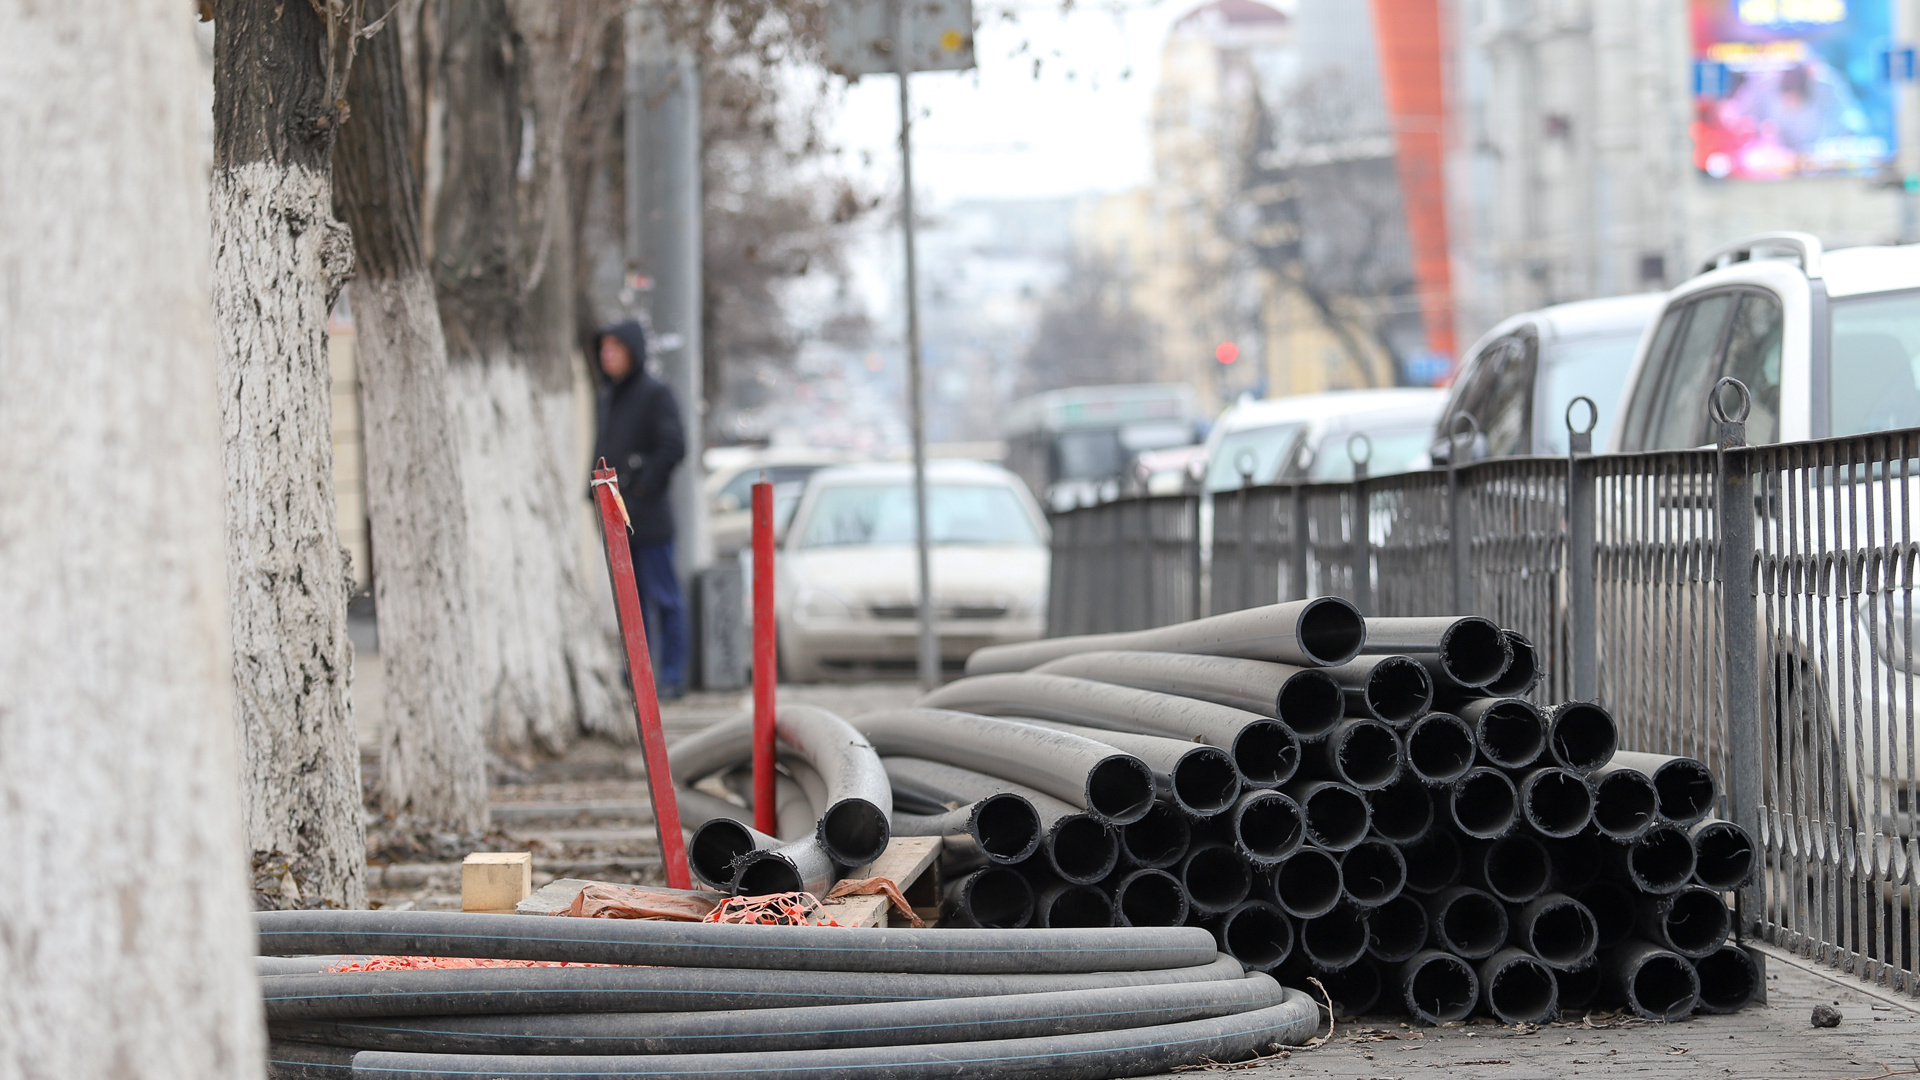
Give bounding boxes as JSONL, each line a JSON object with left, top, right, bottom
{"left": 462, "top": 852, "right": 533, "bottom": 913}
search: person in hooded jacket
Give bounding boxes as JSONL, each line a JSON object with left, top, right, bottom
{"left": 592, "top": 319, "right": 689, "bottom": 699}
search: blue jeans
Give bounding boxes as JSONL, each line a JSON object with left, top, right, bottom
{"left": 630, "top": 538, "right": 689, "bottom": 692}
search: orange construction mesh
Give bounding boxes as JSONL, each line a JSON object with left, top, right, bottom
{"left": 328, "top": 956, "right": 620, "bottom": 972}
{"left": 702, "top": 892, "right": 839, "bottom": 926}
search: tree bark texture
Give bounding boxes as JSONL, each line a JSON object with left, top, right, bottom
{"left": 0, "top": 1, "right": 267, "bottom": 1075}
{"left": 428, "top": 0, "right": 626, "bottom": 754}
{"left": 213, "top": 0, "right": 369, "bottom": 907}
{"left": 336, "top": 0, "right": 490, "bottom": 830}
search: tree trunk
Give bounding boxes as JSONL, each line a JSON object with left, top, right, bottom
{"left": 213, "top": 0, "right": 369, "bottom": 907}
{"left": 0, "top": 2, "right": 266, "bottom": 1075}
{"left": 335, "top": 0, "right": 490, "bottom": 830}
{"left": 428, "top": 0, "right": 626, "bottom": 754}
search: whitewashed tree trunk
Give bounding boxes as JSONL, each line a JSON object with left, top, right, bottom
{"left": 0, "top": 1, "right": 266, "bottom": 1075}
{"left": 213, "top": 0, "right": 368, "bottom": 907}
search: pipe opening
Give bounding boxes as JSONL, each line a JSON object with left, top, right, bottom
{"left": 1406, "top": 712, "right": 1475, "bottom": 786}
{"left": 1549, "top": 832, "right": 1605, "bottom": 893}
{"left": 1401, "top": 831, "right": 1461, "bottom": 895}
{"left": 1628, "top": 825, "right": 1697, "bottom": 893}
{"left": 1341, "top": 839, "right": 1408, "bottom": 908}
{"left": 954, "top": 867, "right": 1034, "bottom": 928}
{"left": 1485, "top": 631, "right": 1539, "bottom": 697}
{"left": 1233, "top": 719, "right": 1301, "bottom": 787}
{"left": 689, "top": 819, "right": 758, "bottom": 889}
{"left": 1578, "top": 881, "right": 1636, "bottom": 948}
{"left": 1474, "top": 699, "right": 1546, "bottom": 769}
{"left": 1365, "top": 657, "right": 1434, "bottom": 725}
{"left": 1050, "top": 815, "right": 1122, "bottom": 883}
{"left": 734, "top": 853, "right": 803, "bottom": 896}
{"left": 1301, "top": 784, "right": 1371, "bottom": 850}
{"left": 1484, "top": 953, "right": 1558, "bottom": 1025}
{"left": 1366, "top": 894, "right": 1429, "bottom": 963}
{"left": 1404, "top": 952, "right": 1478, "bottom": 1024}
{"left": 1298, "top": 597, "right": 1366, "bottom": 667}
{"left": 1657, "top": 887, "right": 1732, "bottom": 957}
{"left": 1278, "top": 670, "right": 1344, "bottom": 740}
{"left": 1549, "top": 702, "right": 1617, "bottom": 773}
{"left": 1234, "top": 791, "right": 1304, "bottom": 864}
{"left": 1481, "top": 835, "right": 1551, "bottom": 904}
{"left": 1173, "top": 748, "right": 1242, "bottom": 817}
{"left": 1116, "top": 803, "right": 1188, "bottom": 870}
{"left": 972, "top": 793, "right": 1042, "bottom": 864}
{"left": 1369, "top": 774, "right": 1434, "bottom": 844}
{"left": 1301, "top": 905, "right": 1368, "bottom": 968}
{"left": 1695, "top": 945, "right": 1760, "bottom": 1013}
{"left": 1651, "top": 759, "right": 1717, "bottom": 824}
{"left": 1555, "top": 962, "right": 1602, "bottom": 1012}
{"left": 1692, "top": 820, "right": 1756, "bottom": 890}
{"left": 821, "top": 799, "right": 890, "bottom": 866}
{"left": 1333, "top": 720, "right": 1402, "bottom": 789}
{"left": 1521, "top": 897, "right": 1599, "bottom": 969}
{"left": 1086, "top": 755, "right": 1156, "bottom": 825}
{"left": 1113, "top": 868, "right": 1188, "bottom": 927}
{"left": 1523, "top": 768, "right": 1595, "bottom": 839}
{"left": 1220, "top": 901, "right": 1294, "bottom": 970}
{"left": 1181, "top": 845, "right": 1252, "bottom": 913}
{"left": 1439, "top": 618, "right": 1509, "bottom": 687}
{"left": 1593, "top": 769, "right": 1658, "bottom": 840}
{"left": 1624, "top": 952, "right": 1699, "bottom": 1020}
{"left": 1315, "top": 957, "right": 1383, "bottom": 1016}
{"left": 1272, "top": 847, "right": 1342, "bottom": 919}
{"left": 1039, "top": 885, "right": 1114, "bottom": 928}
{"left": 1449, "top": 768, "right": 1518, "bottom": 839}
{"left": 1434, "top": 889, "right": 1508, "bottom": 958}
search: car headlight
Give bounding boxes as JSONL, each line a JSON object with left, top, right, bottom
{"left": 796, "top": 586, "right": 855, "bottom": 622}
{"left": 1861, "top": 593, "right": 1920, "bottom": 674}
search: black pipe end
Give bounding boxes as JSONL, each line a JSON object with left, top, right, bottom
{"left": 1172, "top": 747, "right": 1243, "bottom": 818}
{"left": 1406, "top": 711, "right": 1476, "bottom": 787}
{"left": 1038, "top": 884, "right": 1115, "bottom": 929}
{"left": 1051, "top": 814, "right": 1123, "bottom": 883}
{"left": 820, "top": 798, "right": 891, "bottom": 867}
{"left": 1369, "top": 773, "right": 1435, "bottom": 845}
{"left": 1614, "top": 944, "right": 1700, "bottom": 1021}
{"left": 1297, "top": 782, "right": 1372, "bottom": 851}
{"left": 1691, "top": 819, "right": 1756, "bottom": 890}
{"left": 1481, "top": 949, "right": 1559, "bottom": 1025}
{"left": 1180, "top": 843, "right": 1253, "bottom": 915}
{"left": 1271, "top": 846, "right": 1342, "bottom": 919}
{"left": 1401, "top": 830, "right": 1462, "bottom": 895}
{"left": 733, "top": 851, "right": 804, "bottom": 896}
{"left": 1329, "top": 718, "right": 1402, "bottom": 790}
{"left": 1651, "top": 758, "right": 1718, "bottom": 826}
{"left": 1298, "top": 596, "right": 1367, "bottom": 667}
{"left": 1277, "top": 669, "right": 1344, "bottom": 741}
{"left": 1217, "top": 899, "right": 1294, "bottom": 972}
{"left": 1086, "top": 754, "right": 1157, "bottom": 825}
{"left": 1548, "top": 701, "right": 1617, "bottom": 773}
{"left": 1429, "top": 886, "right": 1509, "bottom": 960}
{"left": 689, "top": 818, "right": 759, "bottom": 890}
{"left": 1626, "top": 824, "right": 1698, "bottom": 895}
{"left": 1340, "top": 839, "right": 1408, "bottom": 909}
{"left": 1478, "top": 834, "right": 1551, "bottom": 904}
{"left": 1300, "top": 903, "right": 1369, "bottom": 969}
{"left": 1472, "top": 698, "right": 1546, "bottom": 770}
{"left": 1593, "top": 768, "right": 1658, "bottom": 840}
{"left": 1113, "top": 867, "right": 1190, "bottom": 927}
{"left": 971, "top": 793, "right": 1043, "bottom": 865}
{"left": 945, "top": 866, "right": 1035, "bottom": 929}
{"left": 1448, "top": 767, "right": 1518, "bottom": 840}
{"left": 1484, "top": 630, "right": 1540, "bottom": 697}
{"left": 1233, "top": 719, "right": 1301, "bottom": 789}
{"left": 1401, "top": 949, "right": 1479, "bottom": 1024}
{"left": 1694, "top": 944, "right": 1762, "bottom": 1014}
{"left": 1521, "top": 767, "right": 1595, "bottom": 839}
{"left": 1364, "top": 656, "right": 1435, "bottom": 726}
{"left": 1651, "top": 886, "right": 1732, "bottom": 958}
{"left": 1578, "top": 881, "right": 1638, "bottom": 950}
{"left": 1549, "top": 832, "right": 1606, "bottom": 893}
{"left": 1365, "top": 893, "right": 1430, "bottom": 964}
{"left": 1518, "top": 893, "right": 1599, "bottom": 970}
{"left": 1312, "top": 956, "right": 1383, "bottom": 1017}
{"left": 1555, "top": 961, "right": 1603, "bottom": 1012}
{"left": 1438, "top": 617, "right": 1510, "bottom": 688}
{"left": 1232, "top": 790, "right": 1304, "bottom": 866}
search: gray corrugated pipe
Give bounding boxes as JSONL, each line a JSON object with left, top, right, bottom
{"left": 851, "top": 709, "right": 1155, "bottom": 825}
{"left": 964, "top": 598, "right": 1366, "bottom": 674}
{"left": 1358, "top": 616, "right": 1509, "bottom": 690}
{"left": 919, "top": 673, "right": 1298, "bottom": 789}
{"left": 1032, "top": 650, "right": 1346, "bottom": 741}
{"left": 882, "top": 756, "right": 1117, "bottom": 880}
{"left": 1017, "top": 719, "right": 1242, "bottom": 819}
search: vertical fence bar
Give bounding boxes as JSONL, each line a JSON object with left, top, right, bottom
{"left": 1289, "top": 483, "right": 1310, "bottom": 601}
{"left": 1714, "top": 379, "right": 1763, "bottom": 933}
{"left": 1349, "top": 436, "right": 1372, "bottom": 614}
{"left": 1566, "top": 399, "right": 1599, "bottom": 701}
{"left": 1448, "top": 460, "right": 1473, "bottom": 615}
{"left": 1189, "top": 494, "right": 1204, "bottom": 620}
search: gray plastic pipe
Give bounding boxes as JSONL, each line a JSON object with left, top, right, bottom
{"left": 1338, "top": 839, "right": 1407, "bottom": 909}
{"left": 1298, "top": 904, "right": 1368, "bottom": 969}
{"left": 1465, "top": 833, "right": 1551, "bottom": 905}
{"left": 1517, "top": 766, "right": 1595, "bottom": 839}
{"left": 1545, "top": 701, "right": 1617, "bottom": 774}
{"left": 1399, "top": 831, "right": 1461, "bottom": 896}
{"left": 1212, "top": 900, "right": 1294, "bottom": 973}
{"left": 1590, "top": 764, "right": 1659, "bottom": 841}
{"left": 1177, "top": 841, "right": 1253, "bottom": 916}
{"left": 919, "top": 674, "right": 1298, "bottom": 790}
{"left": 1694, "top": 943, "right": 1763, "bottom": 1014}
{"left": 776, "top": 766, "right": 820, "bottom": 841}
{"left": 1456, "top": 697, "right": 1547, "bottom": 770}
{"left": 1403, "top": 711, "right": 1476, "bottom": 787}
{"left": 1579, "top": 880, "right": 1638, "bottom": 950}
{"left": 1032, "top": 650, "right": 1346, "bottom": 740}
{"left": 1320, "top": 655, "right": 1434, "bottom": 727}
{"left": 1607, "top": 939, "right": 1701, "bottom": 1020}
{"left": 853, "top": 709, "right": 1155, "bottom": 825}
{"left": 1604, "top": 751, "right": 1717, "bottom": 825}
{"left": 1117, "top": 803, "right": 1190, "bottom": 871}
{"left": 1614, "top": 822, "right": 1698, "bottom": 894}
{"left": 1310, "top": 956, "right": 1383, "bottom": 1017}
{"left": 1297, "top": 717, "right": 1401, "bottom": 791}
{"left": 1267, "top": 847, "right": 1342, "bottom": 920}
{"left": 890, "top": 792, "right": 1043, "bottom": 866}
{"left": 1111, "top": 868, "right": 1191, "bottom": 927}
{"left": 1509, "top": 892, "right": 1598, "bottom": 971}
{"left": 1279, "top": 779, "right": 1371, "bottom": 851}
{"left": 882, "top": 756, "right": 1116, "bottom": 879}
{"left": 1690, "top": 818, "right": 1756, "bottom": 890}
{"left": 1359, "top": 616, "right": 1509, "bottom": 690}
{"left": 964, "top": 597, "right": 1366, "bottom": 674}
{"left": 1634, "top": 885, "right": 1731, "bottom": 959}
{"left": 1422, "top": 886, "right": 1509, "bottom": 960}
{"left": 688, "top": 819, "right": 782, "bottom": 891}
{"left": 1363, "top": 894, "right": 1429, "bottom": 964}
{"left": 1022, "top": 719, "right": 1243, "bottom": 819}
{"left": 1033, "top": 882, "right": 1115, "bottom": 928}
{"left": 1484, "top": 630, "right": 1540, "bottom": 697}
{"left": 1554, "top": 962, "right": 1602, "bottom": 1012}
{"left": 733, "top": 835, "right": 837, "bottom": 896}
{"left": 1399, "top": 949, "right": 1479, "bottom": 1024}
{"left": 1369, "top": 773, "right": 1434, "bottom": 845}
{"left": 1478, "top": 948, "right": 1558, "bottom": 1025}
{"left": 1548, "top": 832, "right": 1605, "bottom": 893}
{"left": 941, "top": 866, "right": 1035, "bottom": 929}
{"left": 1446, "top": 767, "right": 1518, "bottom": 840}
{"left": 1224, "top": 789, "right": 1303, "bottom": 867}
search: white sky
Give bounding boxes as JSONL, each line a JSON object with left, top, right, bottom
{"left": 822, "top": 0, "right": 1230, "bottom": 205}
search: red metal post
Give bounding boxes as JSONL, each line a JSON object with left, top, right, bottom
{"left": 751, "top": 479, "right": 778, "bottom": 835}
{"left": 590, "top": 459, "right": 692, "bottom": 889}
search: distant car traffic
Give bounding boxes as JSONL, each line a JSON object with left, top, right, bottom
{"left": 1201, "top": 388, "right": 1448, "bottom": 492}
{"left": 775, "top": 460, "right": 1049, "bottom": 681}
{"left": 1004, "top": 383, "right": 1203, "bottom": 510}
{"left": 703, "top": 447, "right": 856, "bottom": 555}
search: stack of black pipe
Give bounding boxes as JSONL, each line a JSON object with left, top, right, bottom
{"left": 868, "top": 598, "right": 1765, "bottom": 1025}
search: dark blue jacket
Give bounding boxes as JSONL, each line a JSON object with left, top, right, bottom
{"left": 593, "top": 320, "right": 685, "bottom": 544}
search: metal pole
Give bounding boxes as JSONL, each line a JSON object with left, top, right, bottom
{"left": 1349, "top": 434, "right": 1373, "bottom": 614}
{"left": 1711, "top": 378, "right": 1762, "bottom": 935}
{"left": 750, "top": 480, "right": 776, "bottom": 835}
{"left": 895, "top": 0, "right": 939, "bottom": 690}
{"left": 1566, "top": 398, "right": 1599, "bottom": 701}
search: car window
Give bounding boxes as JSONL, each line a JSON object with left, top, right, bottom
{"left": 1831, "top": 289, "right": 1920, "bottom": 437}
{"left": 1479, "top": 338, "right": 1536, "bottom": 457}
{"left": 715, "top": 465, "right": 826, "bottom": 510}
{"left": 1719, "top": 292, "right": 1783, "bottom": 444}
{"left": 1535, "top": 332, "right": 1643, "bottom": 454}
{"left": 1205, "top": 422, "right": 1306, "bottom": 492}
{"left": 1306, "top": 427, "right": 1435, "bottom": 481}
{"left": 1053, "top": 431, "right": 1127, "bottom": 482}
{"left": 797, "top": 483, "right": 1041, "bottom": 548}
{"left": 1621, "top": 305, "right": 1689, "bottom": 450}
{"left": 1642, "top": 293, "right": 1737, "bottom": 450}
{"left": 1438, "top": 339, "right": 1509, "bottom": 455}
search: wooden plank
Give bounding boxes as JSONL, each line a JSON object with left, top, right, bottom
{"left": 461, "top": 852, "right": 532, "bottom": 913}
{"left": 816, "top": 836, "right": 942, "bottom": 928}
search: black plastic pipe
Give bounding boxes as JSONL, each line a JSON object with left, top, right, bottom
{"left": 1311, "top": 957, "right": 1383, "bottom": 1017}
{"left": 1298, "top": 903, "right": 1369, "bottom": 968}
{"left": 1032, "top": 651, "right": 1345, "bottom": 740}
{"left": 1179, "top": 841, "right": 1254, "bottom": 916}
{"left": 919, "top": 675, "right": 1297, "bottom": 791}
{"left": 1548, "top": 832, "right": 1605, "bottom": 893}
{"left": 1545, "top": 701, "right": 1617, "bottom": 774}
{"left": 1615, "top": 823, "right": 1697, "bottom": 895}
{"left": 1635, "top": 885, "right": 1731, "bottom": 959}
{"left": 1301, "top": 718, "right": 1402, "bottom": 791}
{"left": 1225, "top": 789, "right": 1303, "bottom": 867}
{"left": 1478, "top": 948, "right": 1559, "bottom": 1025}
{"left": 688, "top": 819, "right": 782, "bottom": 891}
{"left": 1517, "top": 766, "right": 1595, "bottom": 839}
{"left": 1591, "top": 764, "right": 1659, "bottom": 841}
{"left": 1423, "top": 886, "right": 1509, "bottom": 960}
{"left": 1359, "top": 616, "right": 1510, "bottom": 690}
{"left": 1604, "top": 751, "right": 1717, "bottom": 826}
{"left": 1033, "top": 882, "right": 1116, "bottom": 929}
{"left": 1693, "top": 943, "right": 1762, "bottom": 1014}
{"left": 1112, "top": 868, "right": 1192, "bottom": 928}
{"left": 942, "top": 866, "right": 1036, "bottom": 929}
{"left": 964, "top": 597, "right": 1366, "bottom": 674}
{"left": 1280, "top": 779, "right": 1371, "bottom": 851}
{"left": 1484, "top": 630, "right": 1539, "bottom": 698}
{"left": 1027, "top": 720, "right": 1243, "bottom": 819}
{"left": 733, "top": 836, "right": 838, "bottom": 897}
{"left": 1339, "top": 839, "right": 1407, "bottom": 909}
{"left": 1213, "top": 900, "right": 1295, "bottom": 973}
{"left": 766, "top": 706, "right": 893, "bottom": 866}
{"left": 1365, "top": 894, "right": 1430, "bottom": 964}
{"left": 1689, "top": 817, "right": 1757, "bottom": 890}
{"left": 1115, "top": 803, "right": 1188, "bottom": 872}
{"left": 1321, "top": 655, "right": 1434, "bottom": 727}
{"left": 1403, "top": 711, "right": 1476, "bottom": 787}
{"left": 1607, "top": 939, "right": 1701, "bottom": 1021}
{"left": 1554, "top": 962, "right": 1602, "bottom": 1012}
{"left": 1399, "top": 831, "right": 1461, "bottom": 896}
{"left": 881, "top": 756, "right": 1109, "bottom": 878}
{"left": 891, "top": 793, "right": 1044, "bottom": 866}
{"left": 1399, "top": 950, "right": 1479, "bottom": 1024}
{"left": 1268, "top": 847, "right": 1343, "bottom": 920}
{"left": 1456, "top": 697, "right": 1547, "bottom": 770}
{"left": 1509, "top": 892, "right": 1599, "bottom": 970}
{"left": 1368, "top": 773, "right": 1434, "bottom": 845}
{"left": 1466, "top": 834, "right": 1551, "bottom": 904}
{"left": 1446, "top": 767, "right": 1518, "bottom": 840}
{"left": 1578, "top": 881, "right": 1638, "bottom": 950}
{"left": 853, "top": 710, "right": 1156, "bottom": 825}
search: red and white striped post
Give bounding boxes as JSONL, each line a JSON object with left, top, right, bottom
{"left": 751, "top": 478, "right": 778, "bottom": 835}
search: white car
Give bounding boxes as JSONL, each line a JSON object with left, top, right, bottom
{"left": 775, "top": 461, "right": 1050, "bottom": 681}
{"left": 704, "top": 448, "right": 857, "bottom": 556}
{"left": 1202, "top": 388, "right": 1448, "bottom": 492}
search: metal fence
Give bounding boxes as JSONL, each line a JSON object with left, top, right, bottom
{"left": 1045, "top": 393, "right": 1920, "bottom": 993}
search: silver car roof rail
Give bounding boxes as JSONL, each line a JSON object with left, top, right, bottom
{"left": 1695, "top": 231, "right": 1824, "bottom": 279}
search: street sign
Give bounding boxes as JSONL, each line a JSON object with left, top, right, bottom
{"left": 824, "top": 0, "right": 975, "bottom": 79}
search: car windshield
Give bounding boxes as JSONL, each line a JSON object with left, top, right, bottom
{"left": 797, "top": 483, "right": 1041, "bottom": 548}
{"left": 715, "top": 464, "right": 827, "bottom": 510}
{"left": 1306, "top": 426, "right": 1433, "bottom": 481}
{"left": 1053, "top": 430, "right": 1128, "bottom": 481}
{"left": 1205, "top": 422, "right": 1306, "bottom": 492}
{"left": 1831, "top": 290, "right": 1920, "bottom": 438}
{"left": 1536, "top": 332, "right": 1643, "bottom": 453}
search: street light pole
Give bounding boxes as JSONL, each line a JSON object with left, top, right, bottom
{"left": 895, "top": 0, "right": 940, "bottom": 691}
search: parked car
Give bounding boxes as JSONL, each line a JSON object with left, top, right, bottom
{"left": 704, "top": 448, "right": 857, "bottom": 555}
{"left": 1431, "top": 292, "right": 1665, "bottom": 461}
{"left": 775, "top": 460, "right": 1049, "bottom": 681}
{"left": 1201, "top": 388, "right": 1448, "bottom": 493}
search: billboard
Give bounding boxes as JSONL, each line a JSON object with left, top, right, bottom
{"left": 1691, "top": 0, "right": 1895, "bottom": 181}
